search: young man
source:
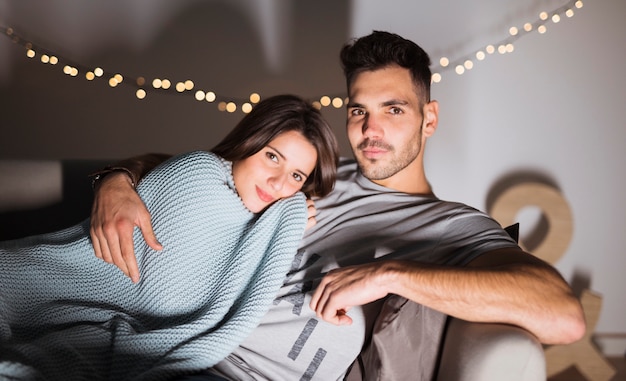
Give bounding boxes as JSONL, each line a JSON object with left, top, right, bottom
{"left": 90, "top": 31, "right": 585, "bottom": 380}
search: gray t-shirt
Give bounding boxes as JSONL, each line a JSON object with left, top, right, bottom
{"left": 212, "top": 158, "right": 518, "bottom": 380}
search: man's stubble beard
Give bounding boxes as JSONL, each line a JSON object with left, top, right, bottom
{"left": 355, "top": 138, "right": 422, "bottom": 181}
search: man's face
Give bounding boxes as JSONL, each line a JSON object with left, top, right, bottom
{"left": 346, "top": 65, "right": 426, "bottom": 189}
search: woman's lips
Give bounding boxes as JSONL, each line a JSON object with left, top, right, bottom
{"left": 256, "top": 186, "right": 274, "bottom": 203}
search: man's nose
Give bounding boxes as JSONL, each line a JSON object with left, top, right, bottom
{"left": 362, "top": 115, "right": 383, "bottom": 139}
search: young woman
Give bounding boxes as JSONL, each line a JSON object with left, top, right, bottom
{"left": 0, "top": 94, "right": 339, "bottom": 381}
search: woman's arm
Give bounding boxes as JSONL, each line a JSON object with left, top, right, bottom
{"left": 90, "top": 153, "right": 171, "bottom": 283}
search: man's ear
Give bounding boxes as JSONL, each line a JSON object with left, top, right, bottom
{"left": 422, "top": 100, "right": 439, "bottom": 137}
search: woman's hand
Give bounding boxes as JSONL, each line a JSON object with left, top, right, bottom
{"left": 90, "top": 172, "right": 162, "bottom": 283}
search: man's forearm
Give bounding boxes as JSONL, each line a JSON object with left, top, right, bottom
{"left": 383, "top": 252, "right": 585, "bottom": 345}
{"left": 92, "top": 153, "right": 172, "bottom": 189}
{"left": 312, "top": 247, "right": 585, "bottom": 345}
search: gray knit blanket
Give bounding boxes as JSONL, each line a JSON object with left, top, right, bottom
{"left": 0, "top": 151, "right": 307, "bottom": 381}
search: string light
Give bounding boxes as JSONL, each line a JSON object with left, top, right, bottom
{"left": 2, "top": 0, "right": 583, "bottom": 113}
{"left": 431, "top": 0, "right": 582, "bottom": 82}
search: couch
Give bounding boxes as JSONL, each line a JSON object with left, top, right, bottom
{"left": 0, "top": 159, "right": 546, "bottom": 381}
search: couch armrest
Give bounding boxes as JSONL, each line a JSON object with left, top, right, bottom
{"left": 436, "top": 317, "right": 546, "bottom": 381}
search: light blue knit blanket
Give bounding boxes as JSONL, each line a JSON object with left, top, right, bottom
{"left": 0, "top": 151, "right": 307, "bottom": 381}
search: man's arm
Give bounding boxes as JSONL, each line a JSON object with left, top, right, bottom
{"left": 90, "top": 153, "right": 171, "bottom": 283}
{"left": 310, "top": 247, "right": 585, "bottom": 345}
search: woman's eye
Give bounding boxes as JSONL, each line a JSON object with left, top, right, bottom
{"left": 266, "top": 152, "right": 278, "bottom": 162}
{"left": 292, "top": 173, "right": 303, "bottom": 182}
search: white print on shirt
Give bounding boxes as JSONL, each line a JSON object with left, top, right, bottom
{"left": 274, "top": 249, "right": 327, "bottom": 380}
{"left": 272, "top": 250, "right": 320, "bottom": 315}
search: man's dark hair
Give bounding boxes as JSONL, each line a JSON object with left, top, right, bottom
{"left": 340, "top": 31, "right": 432, "bottom": 105}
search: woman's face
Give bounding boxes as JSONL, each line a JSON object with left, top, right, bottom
{"left": 232, "top": 130, "right": 318, "bottom": 213}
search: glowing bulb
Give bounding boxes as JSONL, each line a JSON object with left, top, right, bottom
{"left": 176, "top": 82, "right": 185, "bottom": 92}
{"left": 312, "top": 101, "right": 322, "bottom": 110}
{"left": 565, "top": 9, "right": 574, "bottom": 17}
{"left": 439, "top": 57, "right": 449, "bottom": 67}
{"left": 552, "top": 14, "right": 561, "bottom": 23}
{"left": 431, "top": 73, "right": 442, "bottom": 83}
{"left": 575, "top": 1, "right": 583, "bottom": 9}
{"left": 70, "top": 67, "right": 78, "bottom": 76}
{"left": 320, "top": 96, "right": 331, "bottom": 107}
{"left": 136, "top": 89, "right": 146, "bottom": 99}
{"left": 86, "top": 71, "right": 95, "bottom": 80}
{"left": 205, "top": 91, "right": 216, "bottom": 102}
{"left": 464, "top": 60, "right": 473, "bottom": 69}
{"left": 249, "top": 93, "right": 260, "bottom": 103}
{"left": 332, "top": 97, "right": 343, "bottom": 108}
{"left": 94, "top": 67, "right": 103, "bottom": 77}
{"left": 524, "top": 23, "right": 533, "bottom": 32}
{"left": 195, "top": 90, "right": 205, "bottom": 101}
{"left": 184, "top": 80, "right": 194, "bottom": 90}
{"left": 226, "top": 102, "right": 237, "bottom": 113}
{"left": 109, "top": 78, "right": 118, "bottom": 87}
{"left": 49, "top": 56, "right": 58, "bottom": 65}
{"left": 41, "top": 54, "right": 49, "bottom": 63}
{"left": 455, "top": 65, "right": 464, "bottom": 75}
{"left": 152, "top": 79, "right": 162, "bottom": 89}
{"left": 506, "top": 44, "right": 514, "bottom": 53}
{"left": 242, "top": 103, "right": 253, "bottom": 113}
{"left": 498, "top": 45, "right": 506, "bottom": 54}
{"left": 114, "top": 74, "right": 123, "bottom": 83}
{"left": 486, "top": 45, "right": 495, "bottom": 54}
{"left": 63, "top": 65, "right": 72, "bottom": 75}
{"left": 476, "top": 51, "right": 486, "bottom": 60}
{"left": 539, "top": 12, "right": 548, "bottom": 20}
{"left": 509, "top": 27, "right": 518, "bottom": 36}
{"left": 161, "top": 79, "right": 171, "bottom": 89}
{"left": 26, "top": 49, "right": 35, "bottom": 58}
{"left": 538, "top": 25, "right": 547, "bottom": 34}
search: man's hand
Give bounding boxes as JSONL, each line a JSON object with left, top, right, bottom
{"left": 90, "top": 172, "right": 162, "bottom": 283}
{"left": 305, "top": 198, "right": 317, "bottom": 230}
{"left": 310, "top": 262, "right": 391, "bottom": 325}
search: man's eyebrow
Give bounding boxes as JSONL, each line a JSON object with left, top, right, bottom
{"left": 346, "top": 101, "right": 363, "bottom": 109}
{"left": 347, "top": 99, "right": 409, "bottom": 108}
{"left": 381, "top": 99, "right": 409, "bottom": 107}
{"left": 267, "top": 144, "right": 309, "bottom": 179}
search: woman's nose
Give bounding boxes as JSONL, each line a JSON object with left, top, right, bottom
{"left": 268, "top": 174, "right": 285, "bottom": 192}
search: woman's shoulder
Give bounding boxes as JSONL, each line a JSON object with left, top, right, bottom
{"left": 142, "top": 150, "right": 230, "bottom": 189}
{"left": 162, "top": 151, "right": 225, "bottom": 173}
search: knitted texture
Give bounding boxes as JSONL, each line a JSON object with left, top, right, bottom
{"left": 0, "top": 151, "right": 307, "bottom": 381}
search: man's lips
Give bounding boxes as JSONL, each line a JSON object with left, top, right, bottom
{"left": 361, "top": 147, "right": 388, "bottom": 158}
{"left": 256, "top": 186, "right": 274, "bottom": 203}
{"left": 358, "top": 140, "right": 392, "bottom": 158}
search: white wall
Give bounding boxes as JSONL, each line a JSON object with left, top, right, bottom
{"left": 1, "top": 0, "right": 624, "bottom": 352}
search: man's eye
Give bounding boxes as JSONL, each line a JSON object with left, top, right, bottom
{"left": 390, "top": 107, "right": 402, "bottom": 115}
{"left": 350, "top": 109, "right": 364, "bottom": 116}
